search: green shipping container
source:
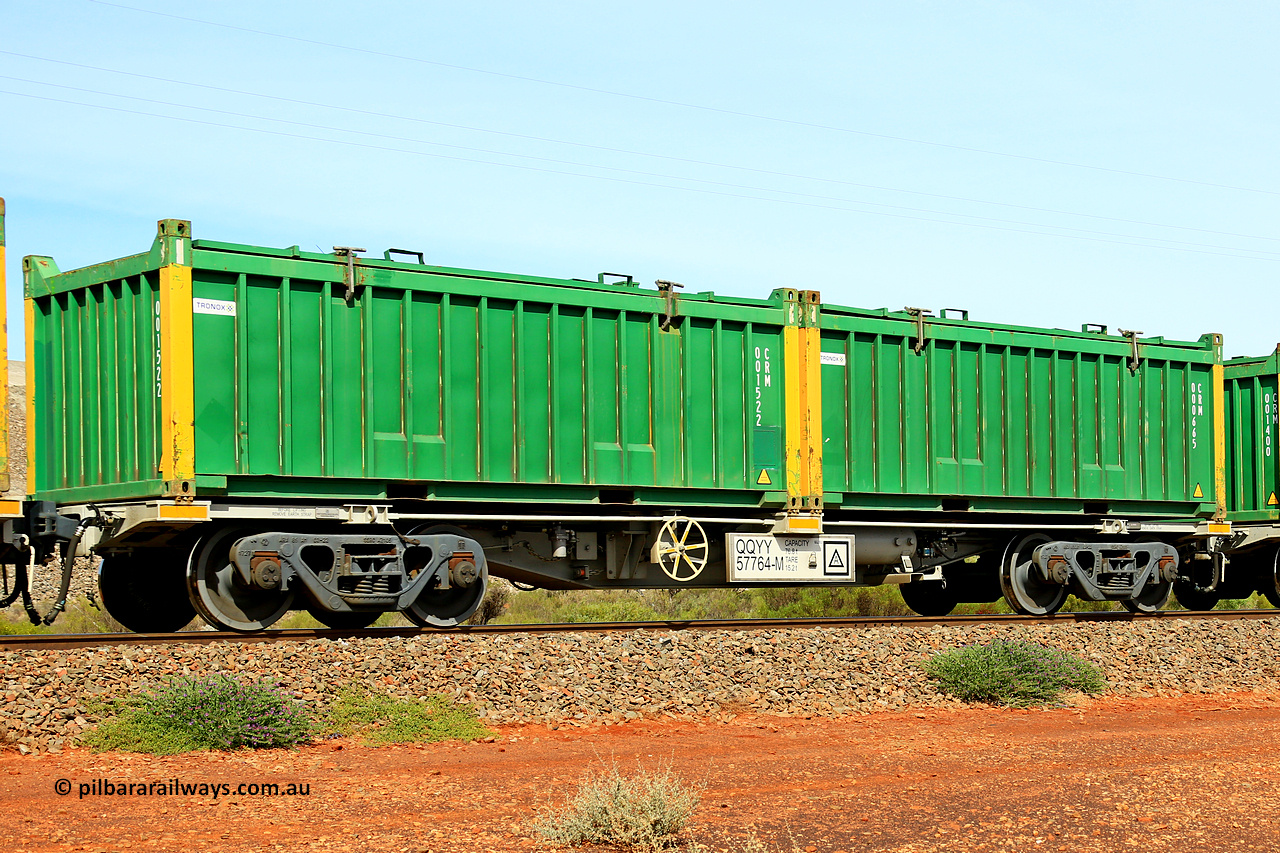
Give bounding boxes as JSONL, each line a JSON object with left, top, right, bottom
{"left": 23, "top": 221, "right": 799, "bottom": 509}
{"left": 21, "top": 218, "right": 1224, "bottom": 522}
{"left": 17, "top": 215, "right": 1244, "bottom": 631}
{"left": 816, "top": 304, "right": 1222, "bottom": 518}
{"left": 1224, "top": 346, "right": 1280, "bottom": 522}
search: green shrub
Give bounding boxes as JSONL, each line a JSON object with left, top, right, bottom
{"left": 325, "top": 688, "right": 493, "bottom": 745}
{"left": 559, "top": 600, "right": 664, "bottom": 623}
{"left": 533, "top": 762, "right": 702, "bottom": 850}
{"left": 746, "top": 585, "right": 912, "bottom": 618}
{"left": 468, "top": 578, "right": 512, "bottom": 625}
{"left": 923, "top": 639, "right": 1106, "bottom": 708}
{"left": 83, "top": 675, "right": 312, "bottom": 754}
{"left": 0, "top": 612, "right": 44, "bottom": 634}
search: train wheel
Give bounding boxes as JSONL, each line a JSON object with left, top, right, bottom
{"left": 403, "top": 573, "right": 487, "bottom": 627}
{"left": 1254, "top": 546, "right": 1280, "bottom": 609}
{"left": 899, "top": 581, "right": 958, "bottom": 616}
{"left": 98, "top": 550, "right": 197, "bottom": 633}
{"left": 1173, "top": 580, "right": 1220, "bottom": 611}
{"left": 305, "top": 604, "right": 381, "bottom": 630}
{"left": 186, "top": 527, "right": 295, "bottom": 632}
{"left": 401, "top": 524, "right": 488, "bottom": 628}
{"left": 1120, "top": 578, "right": 1172, "bottom": 614}
{"left": 1000, "top": 533, "right": 1067, "bottom": 616}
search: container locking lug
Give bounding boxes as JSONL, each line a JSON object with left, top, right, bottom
{"left": 1119, "top": 329, "right": 1143, "bottom": 373}
{"left": 333, "top": 246, "right": 366, "bottom": 303}
{"left": 905, "top": 307, "right": 932, "bottom": 355}
{"left": 656, "top": 279, "right": 684, "bottom": 330}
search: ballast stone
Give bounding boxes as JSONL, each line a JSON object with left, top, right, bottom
{"left": 4, "top": 618, "right": 1280, "bottom": 752}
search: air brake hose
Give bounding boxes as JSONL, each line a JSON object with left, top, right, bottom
{"left": 0, "top": 562, "right": 27, "bottom": 608}
{"left": 22, "top": 524, "right": 85, "bottom": 626}
{"left": 1189, "top": 549, "right": 1226, "bottom": 596}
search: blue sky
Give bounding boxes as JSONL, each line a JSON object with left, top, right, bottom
{"left": 3, "top": 0, "right": 1277, "bottom": 357}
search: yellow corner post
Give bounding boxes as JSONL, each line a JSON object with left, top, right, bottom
{"left": 1212, "top": 353, "right": 1227, "bottom": 522}
{"left": 800, "top": 291, "right": 823, "bottom": 508}
{"left": 782, "top": 289, "right": 825, "bottom": 517}
{"left": 24, "top": 288, "right": 33, "bottom": 498}
{"left": 783, "top": 322, "right": 804, "bottom": 508}
{"left": 0, "top": 197, "right": 8, "bottom": 494}
{"left": 156, "top": 219, "right": 196, "bottom": 497}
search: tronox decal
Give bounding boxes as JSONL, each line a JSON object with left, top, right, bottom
{"left": 193, "top": 297, "right": 237, "bottom": 317}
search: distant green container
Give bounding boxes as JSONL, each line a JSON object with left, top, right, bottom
{"left": 1224, "top": 346, "right": 1280, "bottom": 522}
{"left": 23, "top": 222, "right": 796, "bottom": 508}
{"left": 817, "top": 305, "right": 1222, "bottom": 518}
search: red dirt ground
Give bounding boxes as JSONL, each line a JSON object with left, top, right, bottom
{"left": 3, "top": 693, "right": 1279, "bottom": 853}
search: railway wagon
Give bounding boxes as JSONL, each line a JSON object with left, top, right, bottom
{"left": 2, "top": 208, "right": 1233, "bottom": 631}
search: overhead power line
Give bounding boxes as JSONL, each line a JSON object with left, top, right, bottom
{"left": 5, "top": 50, "right": 1278, "bottom": 247}
{"left": 3, "top": 87, "right": 1277, "bottom": 264}
{"left": 85, "top": 0, "right": 1280, "bottom": 198}
{"left": 6, "top": 73, "right": 1279, "bottom": 260}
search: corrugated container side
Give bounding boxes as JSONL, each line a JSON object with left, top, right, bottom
{"left": 818, "top": 306, "right": 1221, "bottom": 516}
{"left": 25, "top": 230, "right": 801, "bottom": 507}
{"left": 24, "top": 255, "right": 165, "bottom": 502}
{"left": 1224, "top": 347, "right": 1280, "bottom": 521}
{"left": 187, "top": 246, "right": 791, "bottom": 504}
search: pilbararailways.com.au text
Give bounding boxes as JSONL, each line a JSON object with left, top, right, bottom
{"left": 55, "top": 777, "right": 311, "bottom": 799}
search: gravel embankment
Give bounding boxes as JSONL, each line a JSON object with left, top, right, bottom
{"left": 5, "top": 618, "right": 1280, "bottom": 754}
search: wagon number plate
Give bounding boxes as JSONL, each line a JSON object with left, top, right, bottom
{"left": 726, "top": 534, "right": 856, "bottom": 583}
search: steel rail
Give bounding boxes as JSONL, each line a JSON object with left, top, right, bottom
{"left": 2, "top": 609, "right": 1276, "bottom": 652}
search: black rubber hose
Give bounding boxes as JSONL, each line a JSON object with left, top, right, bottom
{"left": 22, "top": 526, "right": 84, "bottom": 626}
{"left": 0, "top": 561, "right": 27, "bottom": 608}
{"left": 1191, "top": 552, "right": 1224, "bottom": 596}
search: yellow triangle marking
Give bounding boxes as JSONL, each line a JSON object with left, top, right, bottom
{"left": 1192, "top": 483, "right": 1204, "bottom": 499}
{"left": 1269, "top": 491, "right": 1278, "bottom": 507}
{"left": 756, "top": 469, "right": 772, "bottom": 486}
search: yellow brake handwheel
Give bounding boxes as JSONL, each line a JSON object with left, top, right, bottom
{"left": 653, "top": 517, "right": 709, "bottom": 583}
